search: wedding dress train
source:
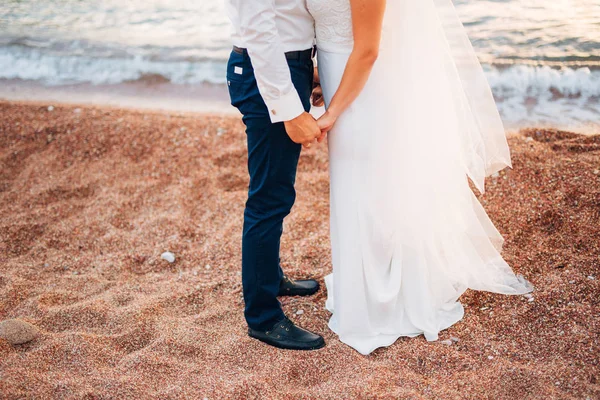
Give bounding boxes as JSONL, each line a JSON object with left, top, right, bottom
{"left": 308, "top": 0, "right": 533, "bottom": 355}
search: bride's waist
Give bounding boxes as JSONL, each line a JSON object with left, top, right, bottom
{"left": 316, "top": 39, "right": 387, "bottom": 56}
{"left": 316, "top": 39, "right": 353, "bottom": 55}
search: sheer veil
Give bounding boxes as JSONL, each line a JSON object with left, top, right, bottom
{"left": 382, "top": 0, "right": 511, "bottom": 193}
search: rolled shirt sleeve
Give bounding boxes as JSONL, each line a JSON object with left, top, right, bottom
{"left": 229, "top": 0, "right": 305, "bottom": 123}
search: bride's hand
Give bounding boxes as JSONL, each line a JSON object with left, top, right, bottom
{"left": 316, "top": 111, "right": 337, "bottom": 143}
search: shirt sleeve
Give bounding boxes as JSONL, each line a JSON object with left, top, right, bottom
{"left": 230, "top": 0, "right": 305, "bottom": 123}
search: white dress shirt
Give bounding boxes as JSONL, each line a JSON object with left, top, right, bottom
{"left": 226, "top": 0, "right": 315, "bottom": 123}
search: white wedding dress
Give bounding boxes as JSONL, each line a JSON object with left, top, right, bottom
{"left": 307, "top": 0, "right": 533, "bottom": 355}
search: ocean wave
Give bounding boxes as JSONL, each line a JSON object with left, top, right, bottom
{"left": 2, "top": 44, "right": 600, "bottom": 94}
{"left": 486, "top": 65, "right": 600, "bottom": 129}
{"left": 0, "top": 45, "right": 227, "bottom": 85}
{"left": 486, "top": 64, "right": 600, "bottom": 98}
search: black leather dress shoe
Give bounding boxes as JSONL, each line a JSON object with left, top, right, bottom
{"left": 278, "top": 275, "right": 320, "bottom": 297}
{"left": 248, "top": 317, "right": 325, "bottom": 350}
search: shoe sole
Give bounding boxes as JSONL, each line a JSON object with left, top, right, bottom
{"left": 248, "top": 332, "right": 326, "bottom": 351}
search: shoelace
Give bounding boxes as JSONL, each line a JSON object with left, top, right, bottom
{"left": 266, "top": 318, "right": 293, "bottom": 337}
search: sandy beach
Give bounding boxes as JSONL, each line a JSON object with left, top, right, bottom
{"left": 0, "top": 100, "right": 599, "bottom": 399}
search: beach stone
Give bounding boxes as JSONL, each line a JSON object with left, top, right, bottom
{"left": 450, "top": 336, "right": 460, "bottom": 343}
{"left": 441, "top": 339, "right": 453, "bottom": 346}
{"left": 47, "top": 105, "right": 54, "bottom": 112}
{"left": 296, "top": 309, "right": 304, "bottom": 315}
{"left": 161, "top": 252, "right": 175, "bottom": 263}
{"left": 0, "top": 319, "right": 40, "bottom": 345}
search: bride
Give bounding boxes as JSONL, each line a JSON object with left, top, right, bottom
{"left": 309, "top": 0, "right": 533, "bottom": 355}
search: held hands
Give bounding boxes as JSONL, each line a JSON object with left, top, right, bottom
{"left": 316, "top": 111, "right": 337, "bottom": 143}
{"left": 284, "top": 112, "right": 321, "bottom": 149}
{"left": 285, "top": 66, "right": 337, "bottom": 148}
{"left": 284, "top": 110, "right": 337, "bottom": 148}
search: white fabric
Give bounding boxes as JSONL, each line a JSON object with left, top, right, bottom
{"left": 309, "top": 0, "right": 533, "bottom": 355}
{"left": 308, "top": 0, "right": 353, "bottom": 53}
{"left": 225, "top": 0, "right": 315, "bottom": 122}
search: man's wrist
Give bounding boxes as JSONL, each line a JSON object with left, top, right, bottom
{"left": 264, "top": 88, "right": 305, "bottom": 123}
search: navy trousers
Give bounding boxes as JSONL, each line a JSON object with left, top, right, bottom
{"left": 226, "top": 49, "right": 314, "bottom": 331}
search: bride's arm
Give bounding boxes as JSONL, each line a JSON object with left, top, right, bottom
{"left": 317, "top": 0, "right": 386, "bottom": 137}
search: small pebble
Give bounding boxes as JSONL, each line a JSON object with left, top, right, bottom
{"left": 528, "top": 297, "right": 534, "bottom": 302}
{"left": 450, "top": 337, "right": 460, "bottom": 343}
{"left": 296, "top": 309, "right": 304, "bottom": 315}
{"left": 525, "top": 137, "right": 534, "bottom": 143}
{"left": 441, "top": 339, "right": 453, "bottom": 346}
{"left": 488, "top": 355, "right": 494, "bottom": 360}
{"left": 161, "top": 252, "right": 176, "bottom": 263}
{"left": 588, "top": 275, "right": 595, "bottom": 280}
{"left": 74, "top": 108, "right": 82, "bottom": 114}
{"left": 47, "top": 105, "right": 54, "bottom": 112}
{"left": 205, "top": 264, "right": 211, "bottom": 270}
{"left": 524, "top": 293, "right": 533, "bottom": 299}
{"left": 0, "top": 319, "right": 39, "bottom": 345}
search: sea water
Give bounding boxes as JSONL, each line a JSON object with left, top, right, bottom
{"left": 1, "top": 0, "right": 599, "bottom": 130}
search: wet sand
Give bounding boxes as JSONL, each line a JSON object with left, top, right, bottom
{"left": 0, "top": 101, "right": 598, "bottom": 399}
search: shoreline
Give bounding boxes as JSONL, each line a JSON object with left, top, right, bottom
{"left": 0, "top": 101, "right": 599, "bottom": 398}
{"left": 1, "top": 79, "right": 599, "bottom": 135}
{"left": 0, "top": 79, "right": 237, "bottom": 116}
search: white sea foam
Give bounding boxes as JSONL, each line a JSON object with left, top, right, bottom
{"left": 486, "top": 65, "right": 600, "bottom": 131}
{"left": 0, "top": 46, "right": 226, "bottom": 86}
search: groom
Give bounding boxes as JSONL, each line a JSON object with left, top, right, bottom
{"left": 225, "top": 1, "right": 325, "bottom": 350}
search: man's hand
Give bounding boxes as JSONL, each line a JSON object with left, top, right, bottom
{"left": 316, "top": 111, "right": 338, "bottom": 143}
{"left": 284, "top": 112, "right": 321, "bottom": 148}
{"left": 311, "top": 67, "right": 325, "bottom": 107}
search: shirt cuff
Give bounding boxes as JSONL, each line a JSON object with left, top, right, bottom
{"left": 263, "top": 88, "right": 305, "bottom": 123}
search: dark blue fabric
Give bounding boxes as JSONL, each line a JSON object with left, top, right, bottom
{"left": 227, "top": 50, "right": 314, "bottom": 331}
